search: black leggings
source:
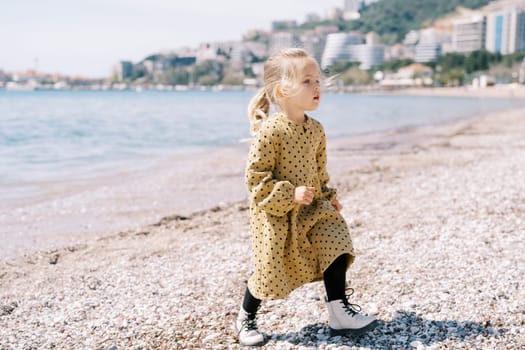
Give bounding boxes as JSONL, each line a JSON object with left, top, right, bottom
{"left": 241, "top": 254, "right": 348, "bottom": 314}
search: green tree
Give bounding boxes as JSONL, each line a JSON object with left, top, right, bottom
{"left": 160, "top": 68, "right": 190, "bottom": 85}
{"left": 198, "top": 75, "right": 220, "bottom": 86}
{"left": 323, "top": 61, "right": 360, "bottom": 76}
{"left": 377, "top": 58, "right": 414, "bottom": 72}
{"left": 347, "top": 0, "right": 491, "bottom": 44}
{"left": 437, "top": 68, "right": 465, "bottom": 86}
{"left": 132, "top": 65, "right": 147, "bottom": 80}
{"left": 502, "top": 52, "right": 525, "bottom": 67}
{"left": 340, "top": 67, "right": 372, "bottom": 85}
{"left": 465, "top": 50, "right": 491, "bottom": 73}
{"left": 437, "top": 53, "right": 466, "bottom": 70}
{"left": 192, "top": 60, "right": 223, "bottom": 85}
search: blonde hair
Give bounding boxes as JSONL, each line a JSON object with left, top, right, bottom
{"left": 248, "top": 48, "right": 319, "bottom": 135}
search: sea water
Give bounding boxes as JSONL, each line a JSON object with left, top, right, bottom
{"left": 2, "top": 89, "right": 525, "bottom": 258}
{"left": 1, "top": 89, "right": 524, "bottom": 206}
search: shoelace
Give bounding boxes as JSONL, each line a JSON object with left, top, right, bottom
{"left": 342, "top": 287, "right": 362, "bottom": 315}
{"left": 240, "top": 317, "right": 258, "bottom": 332}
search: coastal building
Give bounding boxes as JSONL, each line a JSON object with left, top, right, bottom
{"left": 385, "top": 43, "right": 415, "bottom": 61}
{"left": 485, "top": 5, "right": 525, "bottom": 54}
{"left": 403, "top": 30, "right": 420, "bottom": 47}
{"left": 351, "top": 32, "right": 385, "bottom": 69}
{"left": 314, "top": 25, "right": 340, "bottom": 37}
{"left": 343, "top": 0, "right": 363, "bottom": 20}
{"left": 321, "top": 32, "right": 364, "bottom": 68}
{"left": 0, "top": 69, "right": 10, "bottom": 82}
{"left": 113, "top": 61, "right": 133, "bottom": 81}
{"left": 398, "top": 63, "right": 433, "bottom": 81}
{"left": 195, "top": 43, "right": 220, "bottom": 63}
{"left": 349, "top": 44, "right": 385, "bottom": 69}
{"left": 320, "top": 31, "right": 384, "bottom": 70}
{"left": 379, "top": 63, "right": 433, "bottom": 87}
{"left": 325, "top": 7, "right": 344, "bottom": 20}
{"left": 300, "top": 31, "right": 326, "bottom": 64}
{"left": 269, "top": 31, "right": 299, "bottom": 55}
{"left": 413, "top": 28, "right": 451, "bottom": 63}
{"left": 299, "top": 26, "right": 339, "bottom": 63}
{"left": 143, "top": 59, "right": 160, "bottom": 75}
{"left": 452, "top": 14, "right": 487, "bottom": 53}
{"left": 230, "top": 41, "right": 267, "bottom": 66}
{"left": 519, "top": 57, "right": 525, "bottom": 83}
{"left": 142, "top": 55, "right": 195, "bottom": 75}
{"left": 415, "top": 43, "right": 442, "bottom": 63}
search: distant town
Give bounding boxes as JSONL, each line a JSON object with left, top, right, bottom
{"left": 2, "top": 0, "right": 525, "bottom": 92}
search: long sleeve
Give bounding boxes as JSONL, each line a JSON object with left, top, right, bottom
{"left": 246, "top": 129, "right": 296, "bottom": 217}
{"left": 316, "top": 128, "right": 337, "bottom": 202}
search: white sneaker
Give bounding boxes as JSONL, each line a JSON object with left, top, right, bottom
{"left": 326, "top": 299, "right": 378, "bottom": 336}
{"left": 234, "top": 308, "right": 265, "bottom": 346}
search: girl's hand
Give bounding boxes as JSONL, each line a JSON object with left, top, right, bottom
{"left": 294, "top": 186, "right": 315, "bottom": 205}
{"left": 331, "top": 199, "right": 342, "bottom": 212}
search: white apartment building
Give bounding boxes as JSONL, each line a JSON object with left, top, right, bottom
{"left": 321, "top": 32, "right": 385, "bottom": 69}
{"left": 321, "top": 32, "right": 364, "bottom": 68}
{"left": 350, "top": 44, "right": 385, "bottom": 69}
{"left": 415, "top": 43, "right": 442, "bottom": 63}
{"left": 301, "top": 26, "right": 340, "bottom": 63}
{"left": 414, "top": 28, "right": 451, "bottom": 63}
{"left": 385, "top": 43, "right": 415, "bottom": 61}
{"left": 452, "top": 14, "right": 487, "bottom": 53}
{"left": 485, "top": 6, "right": 525, "bottom": 54}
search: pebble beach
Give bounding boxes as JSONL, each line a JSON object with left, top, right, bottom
{"left": 1, "top": 105, "right": 525, "bottom": 349}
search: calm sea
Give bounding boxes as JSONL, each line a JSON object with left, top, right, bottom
{"left": 1, "top": 90, "right": 524, "bottom": 205}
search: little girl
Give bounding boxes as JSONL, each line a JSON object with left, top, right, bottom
{"left": 235, "top": 48, "right": 377, "bottom": 346}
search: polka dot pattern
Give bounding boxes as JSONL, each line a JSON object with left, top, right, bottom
{"left": 245, "top": 113, "right": 355, "bottom": 300}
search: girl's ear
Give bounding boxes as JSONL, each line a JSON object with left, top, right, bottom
{"left": 274, "top": 84, "right": 286, "bottom": 98}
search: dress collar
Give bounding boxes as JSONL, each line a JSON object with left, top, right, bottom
{"left": 276, "top": 112, "right": 310, "bottom": 127}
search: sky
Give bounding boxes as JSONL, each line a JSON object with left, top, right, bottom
{"left": 0, "top": 0, "right": 347, "bottom": 78}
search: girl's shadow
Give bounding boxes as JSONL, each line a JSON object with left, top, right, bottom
{"left": 267, "top": 310, "right": 503, "bottom": 348}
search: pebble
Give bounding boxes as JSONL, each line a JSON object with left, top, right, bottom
{"left": 367, "top": 302, "right": 379, "bottom": 315}
{"left": 308, "top": 292, "right": 321, "bottom": 301}
{"left": 1, "top": 110, "right": 525, "bottom": 349}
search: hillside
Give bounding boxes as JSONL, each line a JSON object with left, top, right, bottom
{"left": 347, "top": 0, "right": 493, "bottom": 44}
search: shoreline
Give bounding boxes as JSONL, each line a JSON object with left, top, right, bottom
{"left": 2, "top": 99, "right": 525, "bottom": 262}
{"left": 368, "top": 84, "right": 525, "bottom": 99}
{"left": 0, "top": 144, "right": 249, "bottom": 261}
{"left": 3, "top": 83, "right": 525, "bottom": 97}
{"left": 1, "top": 106, "right": 524, "bottom": 348}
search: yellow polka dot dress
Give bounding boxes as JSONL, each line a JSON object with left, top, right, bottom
{"left": 246, "top": 113, "right": 355, "bottom": 300}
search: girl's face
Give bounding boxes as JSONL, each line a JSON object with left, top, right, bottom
{"left": 281, "top": 58, "right": 321, "bottom": 114}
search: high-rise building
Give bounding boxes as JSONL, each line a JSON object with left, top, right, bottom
{"left": 114, "top": 61, "right": 133, "bottom": 81}
{"left": 321, "top": 32, "right": 384, "bottom": 69}
{"left": 414, "top": 28, "right": 451, "bottom": 63}
{"left": 415, "top": 43, "right": 442, "bottom": 63}
{"left": 485, "top": 6, "right": 525, "bottom": 54}
{"left": 349, "top": 44, "right": 385, "bottom": 69}
{"left": 452, "top": 14, "right": 487, "bottom": 53}
{"left": 321, "top": 32, "right": 364, "bottom": 68}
